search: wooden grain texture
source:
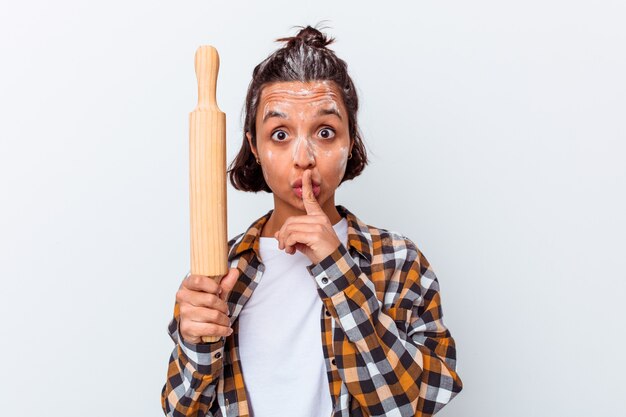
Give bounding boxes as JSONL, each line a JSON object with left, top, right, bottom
{"left": 189, "top": 46, "right": 227, "bottom": 343}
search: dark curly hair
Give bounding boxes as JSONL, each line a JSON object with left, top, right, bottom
{"left": 228, "top": 24, "right": 368, "bottom": 192}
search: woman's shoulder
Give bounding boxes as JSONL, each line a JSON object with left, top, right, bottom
{"left": 363, "top": 222, "right": 421, "bottom": 261}
{"left": 362, "top": 222, "right": 437, "bottom": 278}
{"left": 334, "top": 205, "right": 431, "bottom": 272}
{"left": 359, "top": 223, "right": 440, "bottom": 304}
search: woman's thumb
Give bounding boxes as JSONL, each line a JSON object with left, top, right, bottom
{"left": 219, "top": 268, "right": 240, "bottom": 300}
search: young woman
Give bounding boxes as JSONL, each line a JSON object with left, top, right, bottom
{"left": 162, "top": 26, "right": 463, "bottom": 417}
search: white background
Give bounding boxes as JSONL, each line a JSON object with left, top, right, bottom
{"left": 1, "top": 1, "right": 625, "bottom": 416}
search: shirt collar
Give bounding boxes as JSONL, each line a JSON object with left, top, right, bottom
{"left": 227, "top": 205, "right": 372, "bottom": 263}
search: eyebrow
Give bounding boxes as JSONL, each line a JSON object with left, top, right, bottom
{"left": 316, "top": 107, "right": 343, "bottom": 120}
{"left": 261, "top": 107, "right": 343, "bottom": 123}
{"left": 262, "top": 110, "right": 288, "bottom": 123}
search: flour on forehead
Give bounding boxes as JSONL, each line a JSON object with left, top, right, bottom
{"left": 260, "top": 81, "right": 343, "bottom": 123}
{"left": 262, "top": 97, "right": 342, "bottom": 121}
{"left": 312, "top": 97, "right": 342, "bottom": 119}
{"left": 262, "top": 102, "right": 287, "bottom": 120}
{"left": 262, "top": 81, "right": 339, "bottom": 103}
{"left": 305, "top": 96, "right": 340, "bottom": 113}
{"left": 268, "top": 80, "right": 335, "bottom": 96}
{"left": 262, "top": 102, "right": 342, "bottom": 124}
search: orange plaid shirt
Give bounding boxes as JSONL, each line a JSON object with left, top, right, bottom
{"left": 162, "top": 205, "right": 462, "bottom": 416}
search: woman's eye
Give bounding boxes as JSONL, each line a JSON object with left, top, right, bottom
{"left": 271, "top": 130, "right": 288, "bottom": 141}
{"left": 318, "top": 128, "right": 336, "bottom": 139}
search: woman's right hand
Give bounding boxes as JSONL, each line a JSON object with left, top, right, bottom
{"left": 176, "top": 268, "right": 240, "bottom": 344}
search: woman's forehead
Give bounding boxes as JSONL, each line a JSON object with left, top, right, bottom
{"left": 259, "top": 80, "right": 343, "bottom": 104}
{"left": 257, "top": 80, "right": 347, "bottom": 122}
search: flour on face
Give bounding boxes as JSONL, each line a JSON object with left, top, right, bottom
{"left": 253, "top": 80, "right": 352, "bottom": 211}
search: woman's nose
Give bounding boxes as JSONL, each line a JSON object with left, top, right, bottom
{"left": 292, "top": 136, "right": 316, "bottom": 168}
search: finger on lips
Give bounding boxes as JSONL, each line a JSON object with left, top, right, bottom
{"left": 273, "top": 169, "right": 328, "bottom": 255}
{"left": 301, "top": 170, "right": 324, "bottom": 215}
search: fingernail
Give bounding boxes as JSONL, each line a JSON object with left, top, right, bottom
{"left": 228, "top": 328, "right": 233, "bottom": 335}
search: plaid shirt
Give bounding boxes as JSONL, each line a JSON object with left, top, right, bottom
{"left": 162, "top": 205, "right": 462, "bottom": 417}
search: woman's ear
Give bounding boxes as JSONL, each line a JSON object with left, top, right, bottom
{"left": 246, "top": 132, "right": 258, "bottom": 159}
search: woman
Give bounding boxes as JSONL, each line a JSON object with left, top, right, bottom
{"left": 162, "top": 26, "right": 463, "bottom": 417}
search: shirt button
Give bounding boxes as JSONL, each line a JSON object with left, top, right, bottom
{"left": 215, "top": 352, "right": 222, "bottom": 359}
{"left": 321, "top": 277, "right": 329, "bottom": 284}
{"left": 331, "top": 358, "right": 336, "bottom": 366}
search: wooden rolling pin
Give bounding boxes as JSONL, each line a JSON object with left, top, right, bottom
{"left": 189, "top": 45, "right": 228, "bottom": 343}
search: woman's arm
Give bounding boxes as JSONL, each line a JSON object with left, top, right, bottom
{"left": 161, "top": 299, "right": 225, "bottom": 417}
{"left": 306, "top": 236, "right": 463, "bottom": 417}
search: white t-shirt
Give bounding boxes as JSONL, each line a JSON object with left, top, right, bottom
{"left": 237, "top": 217, "right": 349, "bottom": 417}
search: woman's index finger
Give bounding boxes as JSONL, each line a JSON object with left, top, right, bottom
{"left": 301, "top": 169, "right": 324, "bottom": 215}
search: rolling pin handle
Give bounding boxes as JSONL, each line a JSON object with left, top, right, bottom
{"left": 194, "top": 45, "right": 221, "bottom": 112}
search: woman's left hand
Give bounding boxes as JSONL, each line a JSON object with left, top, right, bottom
{"left": 274, "top": 169, "right": 342, "bottom": 264}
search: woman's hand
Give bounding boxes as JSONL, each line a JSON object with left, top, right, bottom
{"left": 274, "top": 169, "right": 342, "bottom": 264}
{"left": 176, "top": 268, "right": 240, "bottom": 344}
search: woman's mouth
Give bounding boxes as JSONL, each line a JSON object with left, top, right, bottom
{"left": 293, "top": 185, "right": 321, "bottom": 198}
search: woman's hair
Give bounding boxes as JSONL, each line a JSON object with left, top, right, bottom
{"left": 228, "top": 25, "right": 368, "bottom": 192}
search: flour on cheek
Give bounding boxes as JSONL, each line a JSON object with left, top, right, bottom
{"left": 256, "top": 81, "right": 349, "bottom": 194}
{"left": 328, "top": 146, "right": 350, "bottom": 184}
{"left": 338, "top": 146, "right": 349, "bottom": 178}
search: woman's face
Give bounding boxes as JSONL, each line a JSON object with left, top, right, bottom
{"left": 247, "top": 80, "right": 352, "bottom": 216}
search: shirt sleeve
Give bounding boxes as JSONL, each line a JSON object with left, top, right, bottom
{"left": 161, "top": 299, "right": 225, "bottom": 417}
{"left": 306, "top": 240, "right": 463, "bottom": 417}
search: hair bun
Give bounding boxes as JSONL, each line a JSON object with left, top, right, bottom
{"left": 276, "top": 25, "right": 335, "bottom": 49}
